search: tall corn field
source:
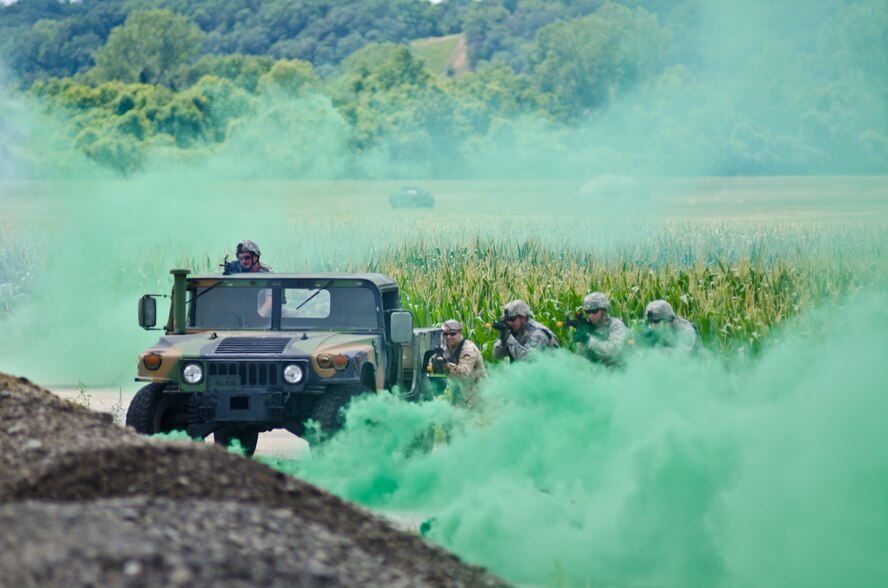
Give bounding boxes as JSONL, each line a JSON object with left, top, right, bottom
{"left": 355, "top": 219, "right": 886, "bottom": 357}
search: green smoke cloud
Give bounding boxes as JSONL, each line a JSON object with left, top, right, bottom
{"left": 283, "top": 293, "right": 888, "bottom": 586}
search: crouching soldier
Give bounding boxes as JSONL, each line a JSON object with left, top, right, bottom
{"left": 573, "top": 292, "right": 629, "bottom": 367}
{"left": 643, "top": 299, "right": 700, "bottom": 354}
{"left": 493, "top": 299, "right": 560, "bottom": 362}
{"left": 432, "top": 319, "right": 487, "bottom": 407}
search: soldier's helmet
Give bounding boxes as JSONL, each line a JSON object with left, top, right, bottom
{"left": 582, "top": 292, "right": 610, "bottom": 313}
{"left": 237, "top": 240, "right": 261, "bottom": 257}
{"left": 645, "top": 300, "right": 675, "bottom": 323}
{"left": 442, "top": 319, "right": 463, "bottom": 332}
{"left": 504, "top": 299, "right": 532, "bottom": 318}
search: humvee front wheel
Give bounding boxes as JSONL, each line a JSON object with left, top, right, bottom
{"left": 309, "top": 383, "right": 372, "bottom": 437}
{"left": 125, "top": 383, "right": 185, "bottom": 435}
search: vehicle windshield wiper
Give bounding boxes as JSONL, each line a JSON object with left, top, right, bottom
{"left": 291, "top": 281, "right": 331, "bottom": 314}
{"left": 185, "top": 280, "right": 224, "bottom": 306}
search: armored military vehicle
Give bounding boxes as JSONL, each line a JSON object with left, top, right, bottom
{"left": 128, "top": 269, "right": 441, "bottom": 455}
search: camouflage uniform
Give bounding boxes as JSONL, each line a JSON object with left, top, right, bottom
{"left": 644, "top": 299, "right": 699, "bottom": 354}
{"left": 669, "top": 317, "right": 699, "bottom": 353}
{"left": 574, "top": 292, "right": 629, "bottom": 366}
{"left": 442, "top": 337, "right": 487, "bottom": 408}
{"left": 576, "top": 316, "right": 630, "bottom": 366}
{"left": 493, "top": 300, "right": 560, "bottom": 361}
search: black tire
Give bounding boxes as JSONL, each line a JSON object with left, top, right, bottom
{"left": 309, "top": 383, "right": 372, "bottom": 437}
{"left": 214, "top": 426, "right": 260, "bottom": 457}
{"left": 125, "top": 383, "right": 185, "bottom": 435}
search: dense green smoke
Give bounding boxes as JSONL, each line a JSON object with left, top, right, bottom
{"left": 281, "top": 294, "right": 888, "bottom": 586}
{"left": 0, "top": 176, "right": 292, "bottom": 384}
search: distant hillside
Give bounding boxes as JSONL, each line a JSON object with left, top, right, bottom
{"left": 410, "top": 33, "right": 468, "bottom": 77}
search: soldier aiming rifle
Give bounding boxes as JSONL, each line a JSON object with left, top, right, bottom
{"left": 425, "top": 320, "right": 486, "bottom": 407}
{"left": 566, "top": 292, "right": 630, "bottom": 367}
{"left": 491, "top": 300, "right": 560, "bottom": 362}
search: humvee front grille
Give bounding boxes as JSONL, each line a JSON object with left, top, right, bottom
{"left": 215, "top": 337, "right": 290, "bottom": 354}
{"left": 207, "top": 362, "right": 279, "bottom": 387}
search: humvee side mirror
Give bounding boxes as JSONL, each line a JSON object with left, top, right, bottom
{"left": 138, "top": 295, "right": 157, "bottom": 329}
{"left": 389, "top": 311, "right": 413, "bottom": 344}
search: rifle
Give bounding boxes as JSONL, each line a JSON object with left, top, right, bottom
{"left": 556, "top": 310, "right": 592, "bottom": 348}
{"left": 487, "top": 307, "right": 511, "bottom": 332}
{"left": 557, "top": 310, "right": 589, "bottom": 329}
{"left": 485, "top": 309, "right": 515, "bottom": 361}
{"left": 220, "top": 254, "right": 243, "bottom": 275}
{"left": 428, "top": 346, "right": 451, "bottom": 375}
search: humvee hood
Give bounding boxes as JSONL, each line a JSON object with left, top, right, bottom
{"left": 148, "top": 331, "right": 378, "bottom": 358}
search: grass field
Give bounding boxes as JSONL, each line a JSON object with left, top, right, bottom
{"left": 410, "top": 33, "right": 466, "bottom": 77}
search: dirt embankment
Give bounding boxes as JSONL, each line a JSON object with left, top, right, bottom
{"left": 0, "top": 372, "right": 508, "bottom": 588}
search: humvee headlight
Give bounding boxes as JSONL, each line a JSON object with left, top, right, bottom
{"left": 317, "top": 354, "right": 333, "bottom": 369}
{"left": 182, "top": 362, "right": 204, "bottom": 384}
{"left": 143, "top": 353, "right": 162, "bottom": 371}
{"left": 283, "top": 364, "right": 304, "bottom": 384}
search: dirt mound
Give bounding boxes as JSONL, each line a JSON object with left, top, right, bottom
{"left": 0, "top": 373, "right": 507, "bottom": 587}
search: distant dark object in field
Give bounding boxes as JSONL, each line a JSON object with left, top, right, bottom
{"left": 579, "top": 174, "right": 649, "bottom": 202}
{"left": 389, "top": 186, "right": 435, "bottom": 209}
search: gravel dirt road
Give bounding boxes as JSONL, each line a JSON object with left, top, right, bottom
{"left": 1, "top": 373, "right": 508, "bottom": 588}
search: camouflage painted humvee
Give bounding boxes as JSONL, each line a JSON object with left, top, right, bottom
{"left": 127, "top": 269, "right": 441, "bottom": 455}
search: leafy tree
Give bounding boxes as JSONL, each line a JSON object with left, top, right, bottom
{"left": 257, "top": 59, "right": 317, "bottom": 96}
{"left": 2, "top": 0, "right": 454, "bottom": 85}
{"left": 529, "top": 2, "right": 669, "bottom": 119}
{"left": 175, "top": 53, "right": 276, "bottom": 91}
{"left": 189, "top": 75, "right": 253, "bottom": 142}
{"left": 0, "top": 0, "right": 71, "bottom": 29}
{"left": 74, "top": 125, "right": 143, "bottom": 175}
{"left": 91, "top": 9, "right": 204, "bottom": 87}
{"left": 463, "top": 0, "right": 603, "bottom": 71}
{"left": 445, "top": 62, "right": 545, "bottom": 133}
{"left": 337, "top": 43, "right": 469, "bottom": 176}
{"left": 0, "top": 1, "right": 128, "bottom": 84}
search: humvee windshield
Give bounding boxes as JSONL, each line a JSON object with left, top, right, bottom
{"left": 187, "top": 281, "right": 381, "bottom": 331}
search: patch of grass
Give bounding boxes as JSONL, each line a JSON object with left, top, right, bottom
{"left": 72, "top": 380, "right": 91, "bottom": 409}
{"left": 410, "top": 34, "right": 463, "bottom": 76}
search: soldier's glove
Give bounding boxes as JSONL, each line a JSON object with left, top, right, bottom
{"left": 639, "top": 328, "right": 660, "bottom": 347}
{"left": 222, "top": 260, "right": 243, "bottom": 275}
{"left": 498, "top": 328, "right": 511, "bottom": 343}
{"left": 571, "top": 327, "right": 590, "bottom": 345}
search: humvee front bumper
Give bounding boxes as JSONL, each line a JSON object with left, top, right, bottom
{"left": 193, "top": 390, "right": 290, "bottom": 423}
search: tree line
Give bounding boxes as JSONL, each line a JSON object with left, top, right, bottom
{"left": 1, "top": 0, "right": 886, "bottom": 178}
